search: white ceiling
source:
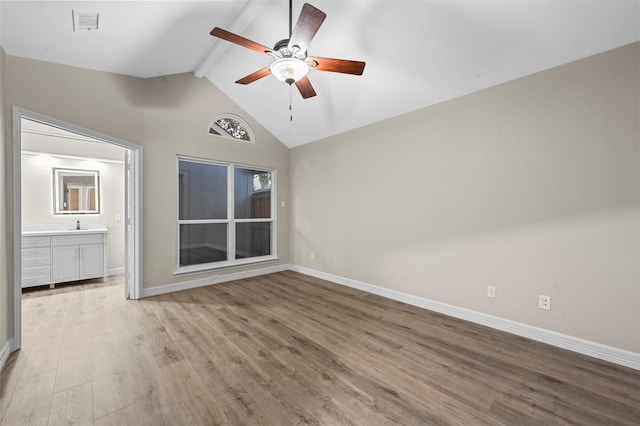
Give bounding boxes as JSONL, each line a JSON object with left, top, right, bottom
{"left": 1, "top": 1, "right": 639, "bottom": 147}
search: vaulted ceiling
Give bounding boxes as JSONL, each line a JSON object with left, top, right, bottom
{"left": 1, "top": 1, "right": 638, "bottom": 147}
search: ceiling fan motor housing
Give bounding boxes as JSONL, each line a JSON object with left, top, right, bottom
{"left": 273, "top": 38, "right": 307, "bottom": 60}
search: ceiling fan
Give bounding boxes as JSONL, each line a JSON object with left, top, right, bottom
{"left": 210, "top": 1, "right": 365, "bottom": 99}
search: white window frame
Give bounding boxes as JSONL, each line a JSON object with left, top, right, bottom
{"left": 208, "top": 114, "right": 255, "bottom": 143}
{"left": 175, "top": 156, "right": 277, "bottom": 275}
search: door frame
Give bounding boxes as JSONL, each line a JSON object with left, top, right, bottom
{"left": 11, "top": 106, "right": 143, "bottom": 350}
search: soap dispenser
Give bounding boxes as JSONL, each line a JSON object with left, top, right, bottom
{"left": 76, "top": 220, "right": 80, "bottom": 230}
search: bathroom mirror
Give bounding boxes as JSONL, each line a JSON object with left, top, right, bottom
{"left": 53, "top": 168, "right": 100, "bottom": 214}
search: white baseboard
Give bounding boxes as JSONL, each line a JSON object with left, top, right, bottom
{"left": 135, "top": 261, "right": 639, "bottom": 370}
{"left": 0, "top": 338, "right": 14, "bottom": 373}
{"left": 108, "top": 267, "right": 125, "bottom": 276}
{"left": 143, "top": 263, "right": 290, "bottom": 298}
{"left": 290, "top": 265, "right": 640, "bottom": 371}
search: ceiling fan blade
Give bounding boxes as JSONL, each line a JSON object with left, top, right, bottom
{"left": 295, "top": 76, "right": 317, "bottom": 99}
{"left": 236, "top": 66, "right": 272, "bottom": 85}
{"left": 308, "top": 57, "right": 366, "bottom": 75}
{"left": 210, "top": 27, "right": 272, "bottom": 55}
{"left": 288, "top": 3, "right": 326, "bottom": 54}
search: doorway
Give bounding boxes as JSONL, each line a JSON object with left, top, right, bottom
{"left": 11, "top": 107, "right": 143, "bottom": 350}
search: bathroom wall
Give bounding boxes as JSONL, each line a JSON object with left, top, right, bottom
{"left": 20, "top": 130, "right": 126, "bottom": 273}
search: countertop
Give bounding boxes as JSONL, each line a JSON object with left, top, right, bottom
{"left": 22, "top": 229, "right": 108, "bottom": 236}
{"left": 22, "top": 223, "right": 109, "bottom": 237}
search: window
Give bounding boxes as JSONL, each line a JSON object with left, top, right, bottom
{"left": 208, "top": 114, "right": 254, "bottom": 143}
{"left": 177, "top": 157, "right": 275, "bottom": 273}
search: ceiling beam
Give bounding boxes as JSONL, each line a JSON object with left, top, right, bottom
{"left": 193, "top": 0, "right": 272, "bottom": 78}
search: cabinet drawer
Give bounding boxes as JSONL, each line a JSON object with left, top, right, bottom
{"left": 21, "top": 269, "right": 51, "bottom": 288}
{"left": 52, "top": 234, "right": 103, "bottom": 246}
{"left": 22, "top": 265, "right": 51, "bottom": 280}
{"left": 22, "top": 249, "right": 51, "bottom": 267}
{"left": 22, "top": 247, "right": 51, "bottom": 261}
{"left": 22, "top": 276, "right": 51, "bottom": 288}
{"left": 22, "top": 236, "right": 51, "bottom": 248}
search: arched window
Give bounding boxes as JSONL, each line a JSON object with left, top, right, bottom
{"left": 208, "top": 114, "right": 254, "bottom": 143}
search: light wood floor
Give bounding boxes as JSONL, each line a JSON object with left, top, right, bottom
{"left": 1, "top": 271, "right": 639, "bottom": 425}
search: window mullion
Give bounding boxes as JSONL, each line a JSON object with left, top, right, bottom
{"left": 177, "top": 219, "right": 228, "bottom": 225}
{"left": 271, "top": 169, "right": 276, "bottom": 258}
{"left": 228, "top": 164, "right": 235, "bottom": 262}
{"left": 234, "top": 218, "right": 274, "bottom": 223}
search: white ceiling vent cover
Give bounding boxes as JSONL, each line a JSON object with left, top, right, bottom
{"left": 72, "top": 10, "right": 102, "bottom": 31}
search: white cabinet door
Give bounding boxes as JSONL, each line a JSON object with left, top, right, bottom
{"left": 52, "top": 246, "right": 79, "bottom": 282}
{"left": 79, "top": 244, "right": 104, "bottom": 279}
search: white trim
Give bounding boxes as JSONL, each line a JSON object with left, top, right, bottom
{"left": 22, "top": 127, "right": 107, "bottom": 144}
{"left": 228, "top": 163, "right": 235, "bottom": 259}
{"left": 289, "top": 265, "right": 640, "bottom": 371}
{"left": 108, "top": 267, "right": 125, "bottom": 276}
{"left": 128, "top": 146, "right": 143, "bottom": 300}
{"left": 0, "top": 338, "right": 14, "bottom": 373}
{"left": 12, "top": 107, "right": 144, "bottom": 352}
{"left": 143, "top": 263, "right": 290, "bottom": 298}
{"left": 175, "top": 255, "right": 279, "bottom": 276}
{"left": 12, "top": 110, "right": 22, "bottom": 349}
{"left": 208, "top": 114, "right": 255, "bottom": 143}
{"left": 22, "top": 150, "right": 125, "bottom": 165}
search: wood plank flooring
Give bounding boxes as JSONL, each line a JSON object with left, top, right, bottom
{"left": 1, "top": 271, "right": 638, "bottom": 425}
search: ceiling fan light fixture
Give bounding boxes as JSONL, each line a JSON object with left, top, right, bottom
{"left": 210, "top": 2, "right": 364, "bottom": 99}
{"left": 270, "top": 58, "right": 309, "bottom": 85}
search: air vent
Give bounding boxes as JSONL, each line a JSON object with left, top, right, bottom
{"left": 72, "top": 10, "right": 102, "bottom": 31}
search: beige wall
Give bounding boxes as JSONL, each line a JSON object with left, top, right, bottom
{"left": 2, "top": 56, "right": 289, "bottom": 349}
{"left": 141, "top": 72, "right": 289, "bottom": 288}
{"left": 5, "top": 57, "right": 145, "bottom": 145}
{"left": 290, "top": 43, "right": 640, "bottom": 353}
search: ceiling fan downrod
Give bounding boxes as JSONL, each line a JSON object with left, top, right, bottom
{"left": 289, "top": 0, "right": 293, "bottom": 38}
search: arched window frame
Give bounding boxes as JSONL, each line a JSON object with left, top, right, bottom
{"left": 208, "top": 114, "right": 255, "bottom": 143}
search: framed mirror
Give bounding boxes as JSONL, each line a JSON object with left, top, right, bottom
{"left": 53, "top": 168, "right": 100, "bottom": 214}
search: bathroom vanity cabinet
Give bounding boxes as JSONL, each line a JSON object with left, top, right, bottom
{"left": 22, "top": 226, "right": 108, "bottom": 288}
{"left": 21, "top": 235, "right": 52, "bottom": 288}
{"left": 52, "top": 233, "right": 106, "bottom": 284}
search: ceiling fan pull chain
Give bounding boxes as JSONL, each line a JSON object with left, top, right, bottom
{"left": 290, "top": 86, "right": 293, "bottom": 121}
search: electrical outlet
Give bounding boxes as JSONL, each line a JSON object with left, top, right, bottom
{"left": 538, "top": 294, "right": 551, "bottom": 310}
{"left": 310, "top": 252, "right": 315, "bottom": 260}
{"left": 487, "top": 285, "right": 496, "bottom": 298}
